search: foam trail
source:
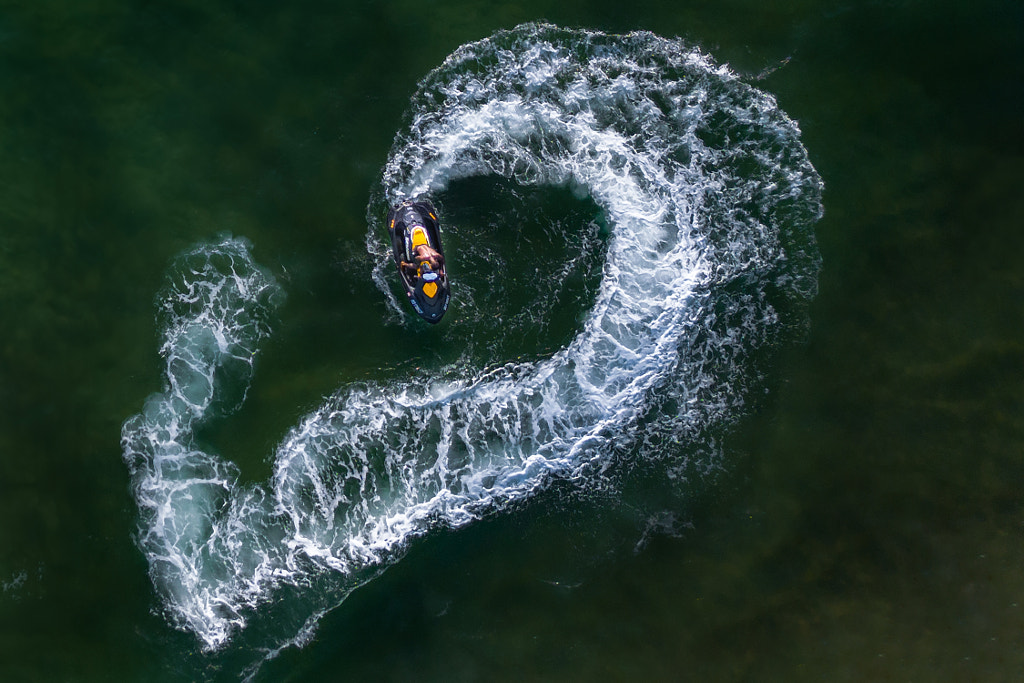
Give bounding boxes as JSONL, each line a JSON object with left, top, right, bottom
{"left": 123, "top": 22, "right": 822, "bottom": 666}
{"left": 121, "top": 236, "right": 288, "bottom": 645}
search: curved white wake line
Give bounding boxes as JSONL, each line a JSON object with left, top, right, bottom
{"left": 122, "top": 23, "right": 822, "bottom": 658}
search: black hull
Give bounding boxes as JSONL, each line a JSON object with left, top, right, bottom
{"left": 386, "top": 199, "right": 451, "bottom": 323}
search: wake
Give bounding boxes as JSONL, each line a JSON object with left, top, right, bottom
{"left": 122, "top": 22, "right": 822, "bottom": 664}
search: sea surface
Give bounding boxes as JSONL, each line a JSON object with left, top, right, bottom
{"left": 1, "top": 1, "right": 1022, "bottom": 681}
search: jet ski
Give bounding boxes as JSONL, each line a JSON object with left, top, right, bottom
{"left": 386, "top": 198, "right": 451, "bottom": 324}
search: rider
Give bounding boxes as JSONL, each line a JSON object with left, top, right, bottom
{"left": 401, "top": 241, "right": 444, "bottom": 277}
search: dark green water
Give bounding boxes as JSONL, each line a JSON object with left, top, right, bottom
{"left": 1, "top": 1, "right": 1022, "bottom": 681}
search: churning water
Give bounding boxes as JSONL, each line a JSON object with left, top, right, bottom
{"left": 121, "top": 23, "right": 822, "bottom": 672}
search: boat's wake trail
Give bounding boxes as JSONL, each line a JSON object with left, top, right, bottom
{"left": 122, "top": 22, "right": 822, "bottom": 668}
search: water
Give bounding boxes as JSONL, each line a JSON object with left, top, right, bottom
{"left": 120, "top": 24, "right": 822, "bottom": 672}
{"left": 2, "top": 2, "right": 1022, "bottom": 682}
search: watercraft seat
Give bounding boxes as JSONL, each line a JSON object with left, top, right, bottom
{"left": 411, "top": 226, "right": 429, "bottom": 249}
{"left": 405, "top": 224, "right": 433, "bottom": 262}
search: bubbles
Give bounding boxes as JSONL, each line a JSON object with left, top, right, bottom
{"left": 121, "top": 236, "right": 287, "bottom": 647}
{"left": 122, "top": 22, "right": 822, "bottom": 669}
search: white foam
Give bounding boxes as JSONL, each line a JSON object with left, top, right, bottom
{"left": 122, "top": 23, "right": 822, "bottom": 663}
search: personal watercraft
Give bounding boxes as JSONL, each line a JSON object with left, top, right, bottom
{"left": 387, "top": 199, "right": 451, "bottom": 323}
